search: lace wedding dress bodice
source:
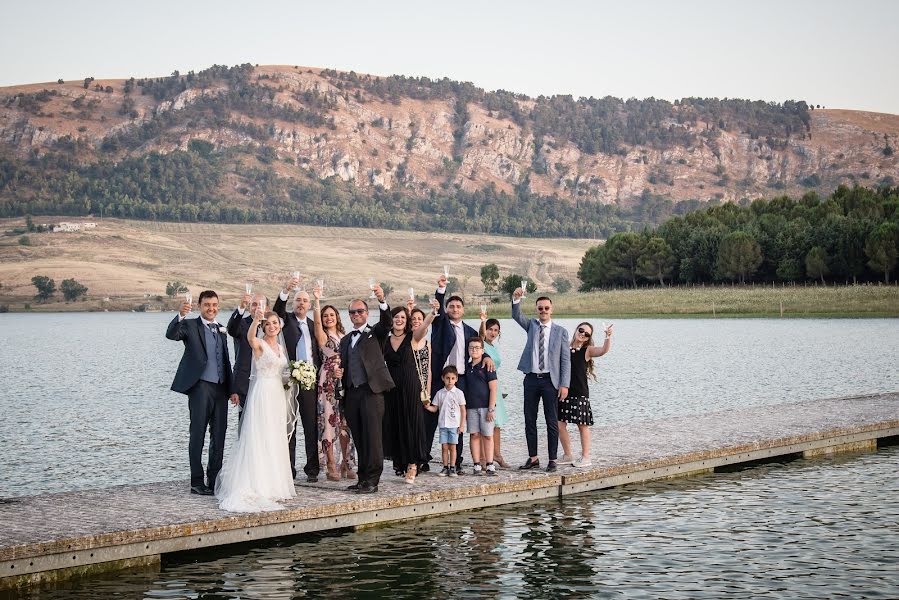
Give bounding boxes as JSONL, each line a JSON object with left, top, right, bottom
{"left": 255, "top": 342, "right": 287, "bottom": 380}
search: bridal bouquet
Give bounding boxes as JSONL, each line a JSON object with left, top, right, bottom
{"left": 286, "top": 360, "right": 317, "bottom": 391}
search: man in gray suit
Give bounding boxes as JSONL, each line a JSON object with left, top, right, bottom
{"left": 511, "top": 289, "right": 570, "bottom": 472}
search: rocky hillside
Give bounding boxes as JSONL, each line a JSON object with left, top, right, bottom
{"left": 1, "top": 63, "right": 897, "bottom": 232}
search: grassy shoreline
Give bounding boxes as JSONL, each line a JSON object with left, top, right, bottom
{"left": 4, "top": 284, "right": 897, "bottom": 318}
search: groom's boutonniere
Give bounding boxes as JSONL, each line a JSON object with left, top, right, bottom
{"left": 218, "top": 326, "right": 228, "bottom": 334}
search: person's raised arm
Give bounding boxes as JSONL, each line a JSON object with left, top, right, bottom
{"left": 370, "top": 284, "right": 391, "bottom": 339}
{"left": 247, "top": 308, "right": 265, "bottom": 356}
{"left": 273, "top": 274, "right": 298, "bottom": 320}
{"left": 227, "top": 294, "right": 249, "bottom": 338}
{"left": 510, "top": 287, "right": 529, "bottom": 331}
{"left": 166, "top": 299, "right": 192, "bottom": 340}
{"left": 435, "top": 274, "right": 448, "bottom": 316}
{"left": 587, "top": 324, "right": 613, "bottom": 358}
{"left": 311, "top": 285, "right": 328, "bottom": 347}
{"left": 412, "top": 298, "right": 440, "bottom": 343}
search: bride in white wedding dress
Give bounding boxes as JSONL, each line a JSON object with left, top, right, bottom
{"left": 215, "top": 309, "right": 298, "bottom": 512}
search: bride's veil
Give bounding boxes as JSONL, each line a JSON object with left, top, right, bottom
{"left": 280, "top": 327, "right": 300, "bottom": 442}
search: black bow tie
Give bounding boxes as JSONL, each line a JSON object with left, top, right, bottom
{"left": 351, "top": 330, "right": 363, "bottom": 337}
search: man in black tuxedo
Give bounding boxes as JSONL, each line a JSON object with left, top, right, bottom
{"left": 166, "top": 290, "right": 238, "bottom": 495}
{"left": 226, "top": 292, "right": 267, "bottom": 428}
{"left": 333, "top": 286, "right": 393, "bottom": 494}
{"left": 274, "top": 275, "right": 322, "bottom": 482}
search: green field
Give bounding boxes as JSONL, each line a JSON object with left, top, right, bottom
{"left": 482, "top": 284, "right": 899, "bottom": 318}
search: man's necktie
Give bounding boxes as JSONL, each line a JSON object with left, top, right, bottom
{"left": 538, "top": 324, "right": 546, "bottom": 371}
{"left": 296, "top": 323, "right": 308, "bottom": 362}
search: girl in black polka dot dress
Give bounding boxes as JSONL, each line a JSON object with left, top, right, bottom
{"left": 558, "top": 322, "right": 613, "bottom": 468}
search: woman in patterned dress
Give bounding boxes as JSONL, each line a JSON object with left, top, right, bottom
{"left": 311, "top": 285, "right": 356, "bottom": 481}
{"left": 558, "top": 322, "right": 613, "bottom": 468}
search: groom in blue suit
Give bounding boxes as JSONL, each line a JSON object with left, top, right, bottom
{"left": 512, "top": 290, "right": 570, "bottom": 472}
{"left": 167, "top": 290, "right": 238, "bottom": 495}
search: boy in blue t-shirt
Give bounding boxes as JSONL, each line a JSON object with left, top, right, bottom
{"left": 459, "top": 337, "right": 498, "bottom": 476}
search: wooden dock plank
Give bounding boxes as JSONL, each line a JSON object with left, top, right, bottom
{"left": 1, "top": 392, "right": 897, "bottom": 586}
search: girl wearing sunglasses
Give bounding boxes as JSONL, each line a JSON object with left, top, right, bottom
{"left": 558, "top": 322, "right": 613, "bottom": 468}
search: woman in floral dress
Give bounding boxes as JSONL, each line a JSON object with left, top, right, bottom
{"left": 312, "top": 285, "right": 356, "bottom": 481}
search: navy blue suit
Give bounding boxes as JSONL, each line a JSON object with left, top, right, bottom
{"left": 426, "top": 287, "right": 478, "bottom": 467}
{"left": 167, "top": 315, "right": 233, "bottom": 488}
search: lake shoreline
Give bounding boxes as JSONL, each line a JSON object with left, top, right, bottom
{"left": 3, "top": 283, "right": 897, "bottom": 318}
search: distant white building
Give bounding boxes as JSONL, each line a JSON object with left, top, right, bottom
{"left": 53, "top": 222, "right": 97, "bottom": 233}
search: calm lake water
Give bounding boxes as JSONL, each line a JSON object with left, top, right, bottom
{"left": 1, "top": 313, "right": 897, "bottom": 498}
{"left": 9, "top": 448, "right": 899, "bottom": 599}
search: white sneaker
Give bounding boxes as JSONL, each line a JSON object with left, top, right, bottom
{"left": 557, "top": 454, "right": 575, "bottom": 465}
{"left": 573, "top": 457, "right": 592, "bottom": 468}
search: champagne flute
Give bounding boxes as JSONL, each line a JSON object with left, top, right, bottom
{"left": 431, "top": 297, "right": 440, "bottom": 317}
{"left": 317, "top": 278, "right": 325, "bottom": 299}
{"left": 480, "top": 303, "right": 488, "bottom": 315}
{"left": 520, "top": 279, "right": 528, "bottom": 299}
{"left": 443, "top": 265, "right": 450, "bottom": 279}
{"left": 184, "top": 291, "right": 192, "bottom": 311}
{"left": 408, "top": 287, "right": 415, "bottom": 300}
{"left": 245, "top": 282, "right": 252, "bottom": 295}
{"left": 293, "top": 271, "right": 301, "bottom": 292}
{"left": 368, "top": 277, "right": 377, "bottom": 300}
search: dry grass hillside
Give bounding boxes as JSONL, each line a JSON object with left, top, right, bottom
{"left": 2, "top": 65, "right": 897, "bottom": 211}
{"left": 0, "top": 218, "right": 596, "bottom": 309}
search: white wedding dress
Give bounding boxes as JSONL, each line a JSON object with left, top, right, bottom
{"left": 215, "top": 341, "right": 297, "bottom": 512}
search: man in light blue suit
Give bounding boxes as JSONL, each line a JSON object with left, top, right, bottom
{"left": 511, "top": 289, "right": 570, "bottom": 472}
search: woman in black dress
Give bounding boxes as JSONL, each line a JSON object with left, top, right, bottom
{"left": 558, "top": 322, "right": 613, "bottom": 468}
{"left": 383, "top": 303, "right": 437, "bottom": 483}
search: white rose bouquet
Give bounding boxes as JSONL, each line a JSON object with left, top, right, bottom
{"left": 286, "top": 360, "right": 317, "bottom": 391}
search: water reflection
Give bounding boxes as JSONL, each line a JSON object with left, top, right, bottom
{"left": 10, "top": 447, "right": 898, "bottom": 599}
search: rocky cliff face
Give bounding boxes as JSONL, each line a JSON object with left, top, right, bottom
{"left": 1, "top": 65, "right": 897, "bottom": 207}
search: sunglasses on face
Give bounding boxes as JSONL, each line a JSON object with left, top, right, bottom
{"left": 536, "top": 306, "right": 551, "bottom": 312}
{"left": 348, "top": 308, "right": 367, "bottom": 315}
{"left": 577, "top": 327, "right": 592, "bottom": 335}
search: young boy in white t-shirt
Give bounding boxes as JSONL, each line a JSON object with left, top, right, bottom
{"left": 425, "top": 365, "right": 467, "bottom": 477}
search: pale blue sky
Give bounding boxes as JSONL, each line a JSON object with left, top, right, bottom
{"left": 3, "top": 0, "right": 898, "bottom": 114}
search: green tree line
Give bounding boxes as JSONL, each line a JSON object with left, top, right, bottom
{"left": 0, "top": 144, "right": 712, "bottom": 237}
{"left": 578, "top": 185, "right": 899, "bottom": 288}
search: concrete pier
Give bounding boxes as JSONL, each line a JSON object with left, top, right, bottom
{"left": 2, "top": 392, "right": 897, "bottom": 589}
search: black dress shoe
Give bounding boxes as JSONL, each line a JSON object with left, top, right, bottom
{"left": 357, "top": 484, "right": 378, "bottom": 494}
{"left": 347, "top": 483, "right": 361, "bottom": 491}
{"left": 419, "top": 463, "right": 430, "bottom": 473}
{"left": 307, "top": 475, "right": 319, "bottom": 483}
{"left": 546, "top": 461, "right": 558, "bottom": 472}
{"left": 190, "top": 484, "right": 213, "bottom": 496}
{"left": 519, "top": 458, "right": 540, "bottom": 470}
